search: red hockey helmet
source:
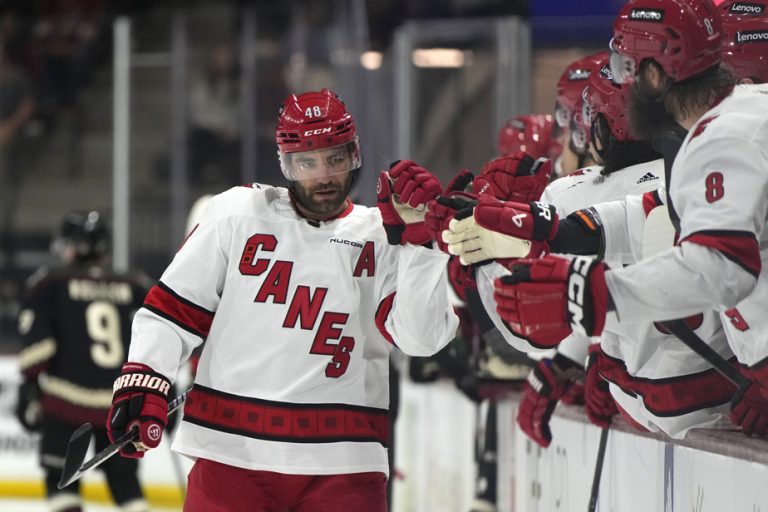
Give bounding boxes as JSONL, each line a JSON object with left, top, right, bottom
{"left": 721, "top": 16, "right": 768, "bottom": 83}
{"left": 275, "top": 88, "right": 361, "bottom": 181}
{"left": 555, "top": 51, "right": 609, "bottom": 128}
{"left": 610, "top": 0, "right": 724, "bottom": 84}
{"left": 581, "top": 56, "right": 634, "bottom": 142}
{"left": 719, "top": 0, "right": 767, "bottom": 19}
{"left": 496, "top": 114, "right": 562, "bottom": 160}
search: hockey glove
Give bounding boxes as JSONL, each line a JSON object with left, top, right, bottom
{"left": 584, "top": 344, "right": 618, "bottom": 429}
{"left": 443, "top": 196, "right": 557, "bottom": 265}
{"left": 517, "top": 353, "right": 584, "bottom": 447}
{"left": 377, "top": 160, "right": 441, "bottom": 245}
{"left": 15, "top": 378, "right": 42, "bottom": 432}
{"left": 425, "top": 194, "right": 478, "bottom": 253}
{"left": 473, "top": 152, "right": 553, "bottom": 202}
{"left": 493, "top": 255, "right": 609, "bottom": 348}
{"left": 730, "top": 363, "right": 768, "bottom": 438}
{"left": 108, "top": 362, "right": 172, "bottom": 458}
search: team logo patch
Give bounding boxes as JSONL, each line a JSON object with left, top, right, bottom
{"left": 630, "top": 8, "right": 664, "bottom": 21}
{"left": 730, "top": 2, "right": 764, "bottom": 15}
{"left": 599, "top": 65, "right": 614, "bottom": 81}
{"left": 736, "top": 30, "right": 768, "bottom": 44}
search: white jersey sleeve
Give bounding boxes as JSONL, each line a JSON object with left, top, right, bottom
{"left": 378, "top": 244, "right": 458, "bottom": 357}
{"left": 606, "top": 85, "right": 768, "bottom": 322}
{"left": 129, "top": 191, "right": 231, "bottom": 380}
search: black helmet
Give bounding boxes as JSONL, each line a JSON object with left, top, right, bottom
{"left": 53, "top": 210, "right": 110, "bottom": 262}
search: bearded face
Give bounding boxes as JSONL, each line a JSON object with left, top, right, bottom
{"left": 291, "top": 171, "right": 354, "bottom": 217}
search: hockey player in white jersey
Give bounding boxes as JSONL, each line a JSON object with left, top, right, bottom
{"left": 439, "top": 51, "right": 737, "bottom": 443}
{"left": 105, "top": 88, "right": 459, "bottom": 511}
{"left": 492, "top": 0, "right": 768, "bottom": 438}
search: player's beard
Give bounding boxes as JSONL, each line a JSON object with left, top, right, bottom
{"left": 292, "top": 172, "right": 354, "bottom": 218}
{"left": 627, "top": 79, "right": 676, "bottom": 142}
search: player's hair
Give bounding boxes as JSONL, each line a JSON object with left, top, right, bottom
{"left": 600, "top": 138, "right": 661, "bottom": 175}
{"left": 661, "top": 63, "right": 737, "bottom": 120}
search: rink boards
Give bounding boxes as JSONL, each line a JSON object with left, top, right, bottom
{"left": 394, "top": 377, "right": 768, "bottom": 512}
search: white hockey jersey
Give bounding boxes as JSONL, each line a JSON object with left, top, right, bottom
{"left": 128, "top": 184, "right": 459, "bottom": 476}
{"left": 605, "top": 84, "right": 768, "bottom": 369}
{"left": 477, "top": 159, "right": 734, "bottom": 437}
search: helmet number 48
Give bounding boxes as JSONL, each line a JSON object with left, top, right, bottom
{"left": 305, "top": 106, "right": 322, "bottom": 118}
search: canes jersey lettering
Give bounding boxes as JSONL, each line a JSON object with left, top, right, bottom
{"left": 129, "top": 184, "right": 457, "bottom": 476}
{"left": 17, "top": 266, "right": 151, "bottom": 425}
{"left": 604, "top": 84, "right": 768, "bottom": 372}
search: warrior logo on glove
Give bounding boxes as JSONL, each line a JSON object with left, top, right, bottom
{"left": 107, "top": 362, "right": 172, "bottom": 458}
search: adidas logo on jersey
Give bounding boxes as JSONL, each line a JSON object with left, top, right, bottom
{"left": 630, "top": 8, "right": 664, "bottom": 21}
{"left": 637, "top": 172, "right": 659, "bottom": 184}
{"left": 736, "top": 30, "right": 768, "bottom": 44}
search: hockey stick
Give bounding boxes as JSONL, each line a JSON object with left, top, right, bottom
{"left": 640, "top": 206, "right": 748, "bottom": 389}
{"left": 57, "top": 390, "right": 189, "bottom": 489}
{"left": 659, "top": 319, "right": 747, "bottom": 389}
{"left": 587, "top": 427, "right": 609, "bottom": 512}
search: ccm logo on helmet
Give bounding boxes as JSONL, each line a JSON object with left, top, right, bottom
{"left": 736, "top": 30, "right": 768, "bottom": 44}
{"left": 114, "top": 373, "right": 171, "bottom": 395}
{"left": 629, "top": 8, "right": 664, "bottom": 21}
{"left": 567, "top": 256, "right": 594, "bottom": 336}
{"left": 730, "top": 3, "right": 764, "bottom": 14}
{"left": 304, "top": 127, "right": 332, "bottom": 136}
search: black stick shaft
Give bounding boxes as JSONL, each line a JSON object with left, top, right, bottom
{"left": 588, "top": 427, "right": 609, "bottom": 512}
{"left": 660, "top": 319, "right": 747, "bottom": 388}
{"left": 58, "top": 390, "right": 188, "bottom": 489}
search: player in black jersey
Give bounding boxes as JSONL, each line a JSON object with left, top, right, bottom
{"left": 15, "top": 210, "right": 152, "bottom": 512}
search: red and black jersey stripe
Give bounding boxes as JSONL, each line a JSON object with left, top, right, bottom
{"left": 681, "top": 230, "right": 761, "bottom": 278}
{"left": 143, "top": 282, "right": 215, "bottom": 338}
{"left": 183, "top": 385, "right": 389, "bottom": 446}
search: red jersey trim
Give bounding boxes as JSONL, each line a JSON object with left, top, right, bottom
{"left": 642, "top": 190, "right": 663, "bottom": 217}
{"left": 598, "top": 352, "right": 736, "bottom": 417}
{"left": 681, "top": 230, "right": 761, "bottom": 277}
{"left": 183, "top": 385, "right": 389, "bottom": 446}
{"left": 374, "top": 293, "right": 397, "bottom": 345}
{"left": 143, "top": 282, "right": 214, "bottom": 339}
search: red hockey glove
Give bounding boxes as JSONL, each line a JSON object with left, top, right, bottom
{"left": 517, "top": 354, "right": 585, "bottom": 447}
{"left": 377, "top": 160, "right": 441, "bottom": 245}
{"left": 730, "top": 383, "right": 768, "bottom": 438}
{"left": 447, "top": 255, "right": 476, "bottom": 300}
{"left": 445, "top": 168, "right": 474, "bottom": 195}
{"left": 517, "top": 360, "right": 567, "bottom": 448}
{"left": 108, "top": 362, "right": 172, "bottom": 458}
{"left": 584, "top": 344, "right": 618, "bottom": 429}
{"left": 442, "top": 196, "right": 557, "bottom": 265}
{"left": 425, "top": 195, "right": 477, "bottom": 253}
{"left": 473, "top": 152, "right": 553, "bottom": 202}
{"left": 493, "top": 255, "right": 609, "bottom": 348}
{"left": 730, "top": 363, "right": 768, "bottom": 438}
